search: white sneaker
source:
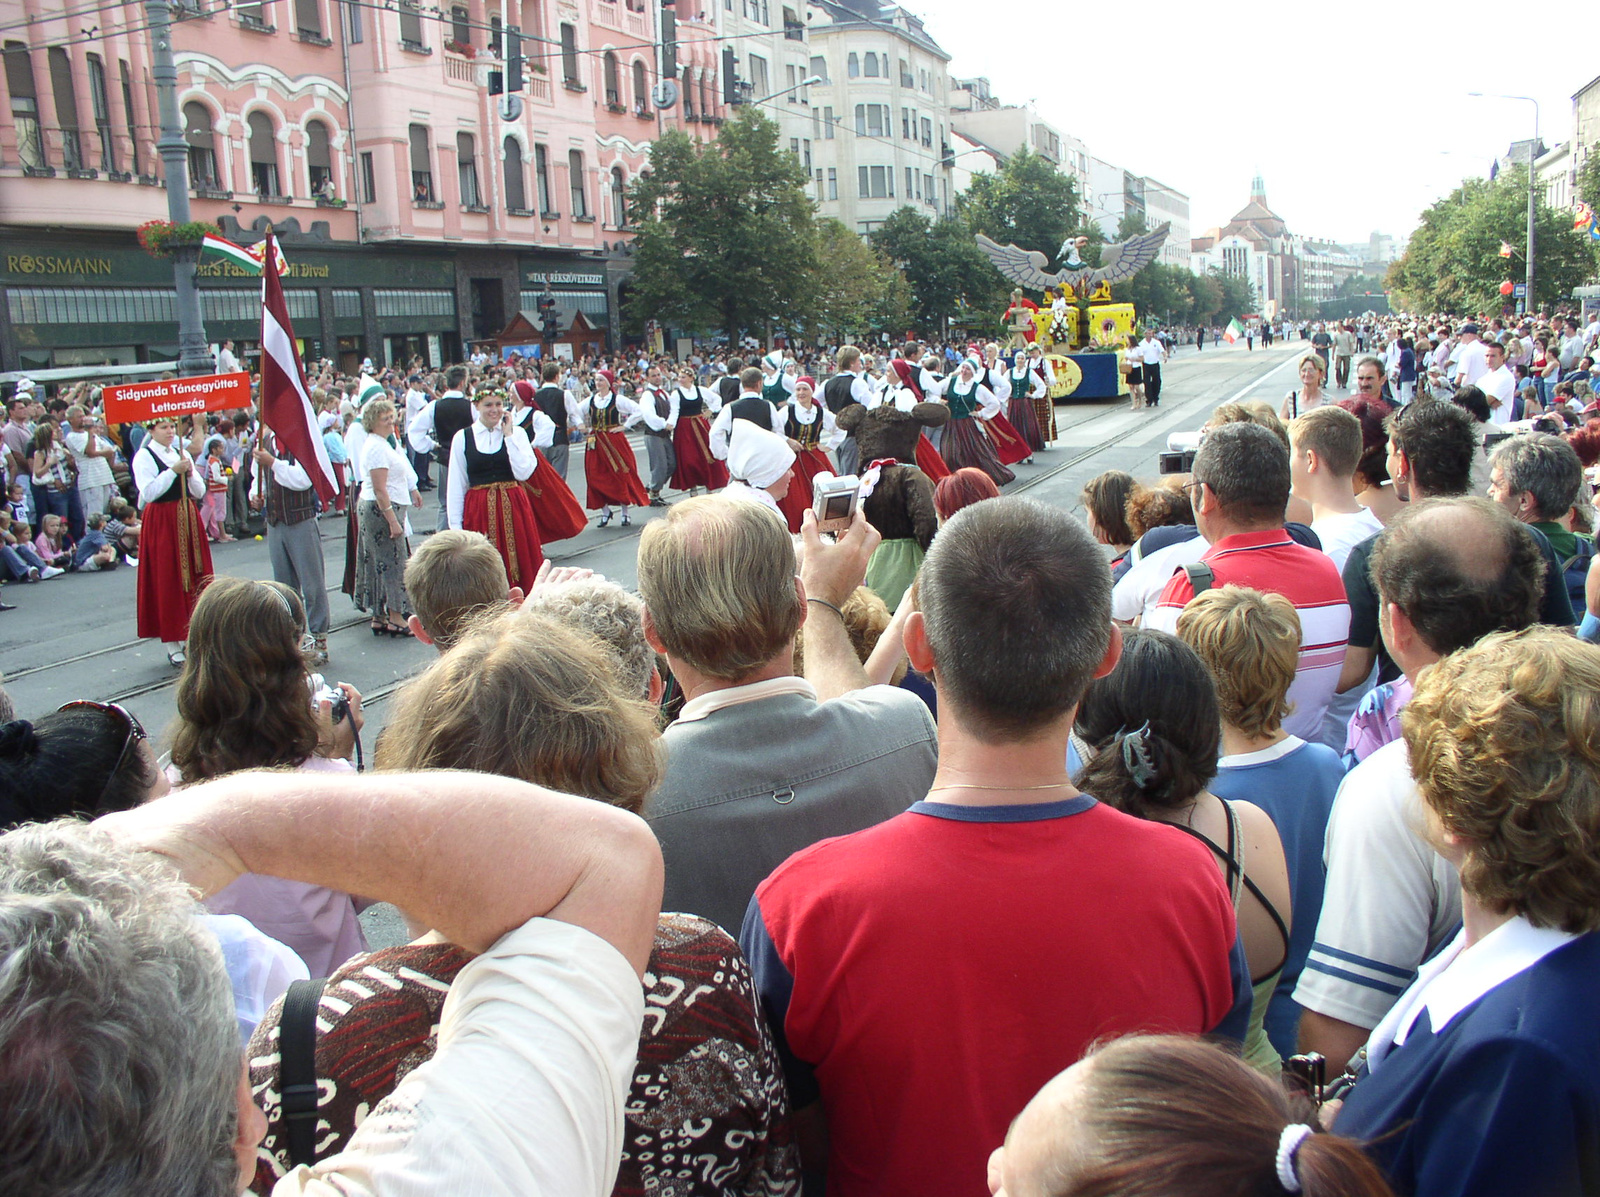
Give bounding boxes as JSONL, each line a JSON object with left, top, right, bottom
{"left": 40, "top": 566, "right": 65, "bottom": 579}
{"left": 125, "top": 555, "right": 138, "bottom": 567}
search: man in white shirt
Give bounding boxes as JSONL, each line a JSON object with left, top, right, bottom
{"left": 0, "top": 769, "right": 662, "bottom": 1197}
{"left": 403, "top": 374, "right": 434, "bottom": 490}
{"left": 215, "top": 339, "right": 241, "bottom": 375}
{"left": 1449, "top": 323, "right": 1487, "bottom": 388}
{"left": 1138, "top": 330, "right": 1167, "bottom": 407}
{"left": 1477, "top": 339, "right": 1516, "bottom": 425}
{"left": 1289, "top": 406, "right": 1384, "bottom": 572}
{"left": 1558, "top": 318, "right": 1587, "bottom": 372}
{"left": 710, "top": 367, "right": 787, "bottom": 460}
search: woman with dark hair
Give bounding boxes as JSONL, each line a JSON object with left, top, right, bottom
{"left": 1337, "top": 397, "right": 1402, "bottom": 525}
{"left": 1080, "top": 470, "right": 1137, "bottom": 567}
{"left": 0, "top": 700, "right": 163, "bottom": 827}
{"left": 1075, "top": 628, "right": 1292, "bottom": 1072}
{"left": 1451, "top": 383, "right": 1492, "bottom": 424}
{"left": 989, "top": 1034, "right": 1395, "bottom": 1197}
{"left": 169, "top": 576, "right": 368, "bottom": 976}
{"left": 934, "top": 466, "right": 1001, "bottom": 523}
{"left": 246, "top": 610, "right": 799, "bottom": 1196}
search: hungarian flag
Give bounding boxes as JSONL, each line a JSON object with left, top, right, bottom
{"left": 259, "top": 234, "right": 337, "bottom": 502}
{"left": 1223, "top": 318, "right": 1244, "bottom": 344}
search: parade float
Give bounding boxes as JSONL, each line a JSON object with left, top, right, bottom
{"left": 978, "top": 224, "right": 1170, "bottom": 401}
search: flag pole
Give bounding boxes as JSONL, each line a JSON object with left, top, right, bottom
{"left": 253, "top": 229, "right": 274, "bottom": 508}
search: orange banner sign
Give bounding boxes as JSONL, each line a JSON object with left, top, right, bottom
{"left": 102, "top": 371, "right": 251, "bottom": 423}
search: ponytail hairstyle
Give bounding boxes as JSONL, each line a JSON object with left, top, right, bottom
{"left": 1041, "top": 1035, "right": 1395, "bottom": 1197}
{"left": 1072, "top": 629, "right": 1219, "bottom": 816}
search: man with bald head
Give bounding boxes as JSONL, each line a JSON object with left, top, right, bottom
{"left": 1296, "top": 497, "right": 1546, "bottom": 1070}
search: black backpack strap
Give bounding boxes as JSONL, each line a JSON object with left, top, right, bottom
{"left": 279, "top": 976, "right": 327, "bottom": 1169}
{"left": 1182, "top": 561, "right": 1216, "bottom": 594}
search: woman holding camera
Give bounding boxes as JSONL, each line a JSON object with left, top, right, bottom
{"left": 167, "top": 576, "right": 367, "bottom": 976}
{"left": 133, "top": 415, "right": 214, "bottom": 666}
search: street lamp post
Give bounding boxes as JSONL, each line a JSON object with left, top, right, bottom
{"left": 1469, "top": 92, "right": 1539, "bottom": 316}
{"left": 147, "top": 0, "right": 214, "bottom": 377}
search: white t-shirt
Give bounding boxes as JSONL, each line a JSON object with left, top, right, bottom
{"left": 1293, "top": 739, "right": 1462, "bottom": 1043}
{"left": 275, "top": 918, "right": 643, "bottom": 1197}
{"left": 1139, "top": 338, "right": 1164, "bottom": 367}
{"left": 1478, "top": 364, "right": 1516, "bottom": 424}
{"left": 1311, "top": 508, "right": 1384, "bottom": 573}
{"left": 1451, "top": 340, "right": 1487, "bottom": 386}
{"left": 1111, "top": 533, "right": 1206, "bottom": 624}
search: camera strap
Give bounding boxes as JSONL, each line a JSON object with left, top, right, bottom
{"left": 280, "top": 976, "right": 328, "bottom": 1168}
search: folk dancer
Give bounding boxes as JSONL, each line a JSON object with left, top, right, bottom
{"left": 711, "top": 366, "right": 787, "bottom": 459}
{"left": 721, "top": 420, "right": 796, "bottom": 522}
{"left": 670, "top": 365, "right": 728, "bottom": 495}
{"left": 760, "top": 351, "right": 797, "bottom": 409}
{"left": 1006, "top": 351, "right": 1049, "bottom": 460}
{"left": 507, "top": 382, "right": 588, "bottom": 544}
{"left": 133, "top": 416, "right": 213, "bottom": 666}
{"left": 822, "top": 345, "right": 878, "bottom": 478}
{"left": 584, "top": 372, "right": 649, "bottom": 527}
{"left": 928, "top": 359, "right": 1014, "bottom": 486}
{"left": 251, "top": 427, "right": 332, "bottom": 664}
{"left": 636, "top": 366, "right": 676, "bottom": 506}
{"left": 406, "top": 366, "right": 473, "bottom": 532}
{"left": 775, "top": 376, "right": 846, "bottom": 532}
{"left": 884, "top": 359, "right": 952, "bottom": 483}
{"left": 1025, "top": 343, "right": 1059, "bottom": 441}
{"left": 447, "top": 389, "right": 543, "bottom": 591}
{"left": 974, "top": 352, "right": 1033, "bottom": 468}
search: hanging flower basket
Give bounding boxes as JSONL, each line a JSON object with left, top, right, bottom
{"left": 137, "top": 219, "right": 223, "bottom": 258}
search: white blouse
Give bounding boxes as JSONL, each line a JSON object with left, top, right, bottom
{"left": 134, "top": 440, "right": 207, "bottom": 508}
{"left": 446, "top": 422, "right": 537, "bottom": 530}
{"left": 359, "top": 435, "right": 418, "bottom": 506}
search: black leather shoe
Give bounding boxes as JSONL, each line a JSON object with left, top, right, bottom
{"left": 0, "top": 600, "right": 16, "bottom": 612}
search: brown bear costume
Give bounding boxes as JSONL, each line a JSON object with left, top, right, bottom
{"left": 835, "top": 400, "right": 950, "bottom": 608}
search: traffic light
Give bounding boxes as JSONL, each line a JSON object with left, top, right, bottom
{"left": 538, "top": 292, "right": 558, "bottom": 337}
{"left": 506, "top": 27, "right": 523, "bottom": 92}
{"left": 722, "top": 47, "right": 739, "bottom": 105}
{"left": 660, "top": 0, "right": 677, "bottom": 78}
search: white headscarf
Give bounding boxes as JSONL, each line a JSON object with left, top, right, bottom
{"left": 728, "top": 419, "right": 796, "bottom": 489}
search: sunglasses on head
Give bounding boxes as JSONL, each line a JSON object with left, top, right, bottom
{"left": 57, "top": 700, "right": 146, "bottom": 806}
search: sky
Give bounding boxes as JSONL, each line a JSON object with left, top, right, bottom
{"left": 904, "top": 0, "right": 1596, "bottom": 249}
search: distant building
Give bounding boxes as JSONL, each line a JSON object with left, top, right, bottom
{"left": 950, "top": 102, "right": 1088, "bottom": 197}
{"left": 1576, "top": 74, "right": 1600, "bottom": 181}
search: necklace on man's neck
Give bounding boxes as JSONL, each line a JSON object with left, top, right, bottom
{"left": 926, "top": 780, "right": 1071, "bottom": 794}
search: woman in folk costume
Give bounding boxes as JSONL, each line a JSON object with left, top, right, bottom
{"left": 885, "top": 359, "right": 952, "bottom": 482}
{"left": 1006, "top": 348, "right": 1048, "bottom": 460}
{"left": 775, "top": 376, "right": 845, "bottom": 533}
{"left": 340, "top": 376, "right": 383, "bottom": 600}
{"left": 581, "top": 370, "right": 649, "bottom": 527}
{"left": 928, "top": 358, "right": 1014, "bottom": 486}
{"left": 1025, "top": 343, "right": 1059, "bottom": 442}
{"left": 670, "top": 365, "right": 728, "bottom": 494}
{"left": 966, "top": 352, "right": 1032, "bottom": 469}
{"left": 508, "top": 380, "right": 588, "bottom": 544}
{"left": 721, "top": 420, "right": 796, "bottom": 521}
{"left": 447, "top": 389, "right": 543, "bottom": 591}
{"left": 760, "top": 351, "right": 797, "bottom": 408}
{"left": 134, "top": 415, "right": 213, "bottom": 666}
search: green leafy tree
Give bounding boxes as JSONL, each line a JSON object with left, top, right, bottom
{"left": 1387, "top": 167, "right": 1594, "bottom": 313}
{"left": 626, "top": 110, "right": 818, "bottom": 338}
{"left": 809, "top": 218, "right": 911, "bottom": 340}
{"left": 956, "top": 147, "right": 1082, "bottom": 269}
{"left": 868, "top": 207, "right": 1000, "bottom": 335}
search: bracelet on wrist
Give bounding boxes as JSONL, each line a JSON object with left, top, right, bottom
{"left": 807, "top": 597, "right": 845, "bottom": 620}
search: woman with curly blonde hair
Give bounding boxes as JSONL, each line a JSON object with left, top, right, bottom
{"left": 1335, "top": 627, "right": 1600, "bottom": 1197}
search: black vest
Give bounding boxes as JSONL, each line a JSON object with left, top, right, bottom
{"left": 462, "top": 429, "right": 515, "bottom": 486}
{"left": 434, "top": 396, "right": 473, "bottom": 464}
{"left": 141, "top": 444, "right": 183, "bottom": 503}
{"left": 589, "top": 397, "right": 622, "bottom": 431}
{"left": 676, "top": 388, "right": 705, "bottom": 418}
{"left": 718, "top": 375, "right": 741, "bottom": 408}
{"left": 535, "top": 385, "right": 568, "bottom": 435}
{"left": 823, "top": 374, "right": 858, "bottom": 436}
{"left": 728, "top": 395, "right": 772, "bottom": 428}
{"left": 785, "top": 406, "right": 823, "bottom": 448}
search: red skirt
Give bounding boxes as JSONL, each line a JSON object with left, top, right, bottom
{"left": 671, "top": 415, "right": 729, "bottom": 491}
{"left": 915, "top": 434, "right": 951, "bottom": 482}
{"left": 985, "top": 413, "right": 1033, "bottom": 465}
{"left": 136, "top": 497, "right": 214, "bottom": 642}
{"left": 523, "top": 450, "right": 589, "bottom": 544}
{"left": 464, "top": 481, "right": 543, "bottom": 592}
{"left": 776, "top": 445, "right": 834, "bottom": 533}
{"left": 585, "top": 429, "right": 649, "bottom": 509}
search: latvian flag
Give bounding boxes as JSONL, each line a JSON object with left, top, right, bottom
{"left": 259, "top": 234, "right": 337, "bottom": 502}
{"left": 1223, "top": 317, "right": 1245, "bottom": 344}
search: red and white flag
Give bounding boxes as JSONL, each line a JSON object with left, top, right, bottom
{"left": 259, "top": 234, "right": 337, "bottom": 502}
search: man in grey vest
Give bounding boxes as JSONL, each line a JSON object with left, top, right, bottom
{"left": 251, "top": 428, "right": 331, "bottom": 663}
{"left": 638, "top": 365, "right": 676, "bottom": 506}
{"left": 407, "top": 365, "right": 472, "bottom": 531}
{"left": 638, "top": 496, "right": 938, "bottom": 933}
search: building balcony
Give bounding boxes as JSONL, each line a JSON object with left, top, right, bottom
{"left": 634, "top": 105, "right": 653, "bottom": 120}
{"left": 461, "top": 203, "right": 490, "bottom": 213}
{"left": 563, "top": 78, "right": 587, "bottom": 93}
{"left": 193, "top": 185, "right": 233, "bottom": 200}
{"left": 239, "top": 14, "right": 275, "bottom": 32}
{"left": 401, "top": 39, "right": 432, "bottom": 55}
{"left": 507, "top": 206, "right": 535, "bottom": 217}
{"left": 66, "top": 168, "right": 99, "bottom": 180}
{"left": 444, "top": 54, "right": 476, "bottom": 83}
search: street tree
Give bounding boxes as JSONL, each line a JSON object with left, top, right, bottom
{"left": 810, "top": 218, "right": 911, "bottom": 341}
{"left": 868, "top": 207, "right": 997, "bottom": 334}
{"left": 626, "top": 109, "right": 818, "bottom": 338}
{"left": 1387, "top": 167, "right": 1594, "bottom": 314}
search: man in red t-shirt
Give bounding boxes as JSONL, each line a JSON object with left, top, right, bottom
{"left": 742, "top": 498, "right": 1248, "bottom": 1197}
{"left": 1145, "top": 421, "right": 1349, "bottom": 740}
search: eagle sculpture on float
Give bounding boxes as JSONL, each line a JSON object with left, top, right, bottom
{"left": 975, "top": 223, "right": 1172, "bottom": 299}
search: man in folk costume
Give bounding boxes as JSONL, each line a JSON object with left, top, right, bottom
{"left": 711, "top": 367, "right": 787, "bottom": 460}
{"left": 928, "top": 357, "right": 1014, "bottom": 486}
{"left": 133, "top": 416, "right": 213, "bottom": 667}
{"left": 532, "top": 361, "right": 585, "bottom": 481}
{"left": 776, "top": 376, "right": 847, "bottom": 533}
{"left": 716, "top": 358, "right": 744, "bottom": 410}
{"left": 882, "top": 359, "right": 952, "bottom": 483}
{"left": 252, "top": 426, "right": 332, "bottom": 664}
{"left": 583, "top": 370, "right": 649, "bottom": 527}
{"left": 635, "top": 365, "right": 677, "bottom": 507}
{"left": 446, "top": 389, "right": 543, "bottom": 591}
{"left": 407, "top": 365, "right": 474, "bottom": 532}
{"left": 823, "top": 345, "right": 878, "bottom": 479}
{"left": 1025, "top": 343, "right": 1059, "bottom": 442}
{"left": 721, "top": 419, "right": 796, "bottom": 522}
{"left": 341, "top": 376, "right": 384, "bottom": 599}
{"left": 670, "top": 363, "right": 728, "bottom": 495}
{"left": 1004, "top": 288, "right": 1039, "bottom": 349}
